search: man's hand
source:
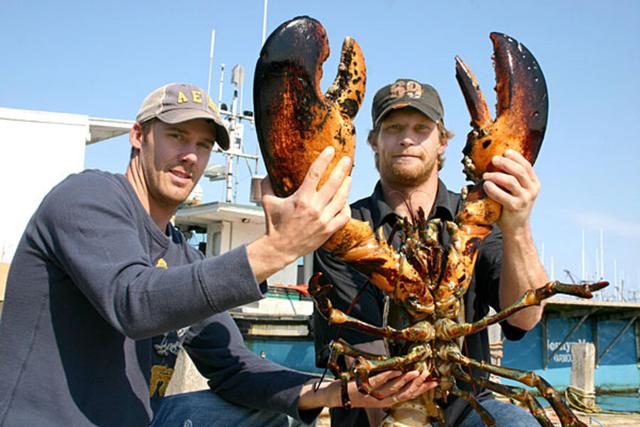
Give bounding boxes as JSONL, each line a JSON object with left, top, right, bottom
{"left": 482, "top": 148, "right": 547, "bottom": 330}
{"left": 482, "top": 148, "right": 541, "bottom": 236}
{"left": 298, "top": 370, "right": 437, "bottom": 411}
{"left": 248, "top": 146, "right": 352, "bottom": 283}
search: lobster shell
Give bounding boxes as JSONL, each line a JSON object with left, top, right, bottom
{"left": 254, "top": 16, "right": 365, "bottom": 197}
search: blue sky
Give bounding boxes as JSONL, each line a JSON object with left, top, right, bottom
{"left": 1, "top": 0, "right": 639, "bottom": 296}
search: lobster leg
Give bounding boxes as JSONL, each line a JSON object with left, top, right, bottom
{"left": 444, "top": 346, "right": 586, "bottom": 427}
{"left": 325, "top": 338, "right": 388, "bottom": 376}
{"left": 436, "top": 281, "right": 609, "bottom": 340}
{"left": 434, "top": 221, "right": 492, "bottom": 319}
{"left": 353, "top": 345, "right": 432, "bottom": 398}
{"left": 309, "top": 273, "right": 436, "bottom": 342}
{"left": 449, "top": 388, "right": 496, "bottom": 427}
{"left": 453, "top": 367, "right": 554, "bottom": 427}
{"left": 322, "top": 339, "right": 391, "bottom": 410}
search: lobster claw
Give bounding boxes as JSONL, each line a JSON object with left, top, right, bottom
{"left": 253, "top": 16, "right": 366, "bottom": 197}
{"left": 456, "top": 32, "right": 548, "bottom": 183}
{"left": 253, "top": 17, "right": 429, "bottom": 315}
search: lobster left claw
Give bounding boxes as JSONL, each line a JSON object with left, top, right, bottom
{"left": 253, "top": 15, "right": 365, "bottom": 198}
{"left": 253, "top": 17, "right": 433, "bottom": 317}
{"left": 456, "top": 32, "right": 548, "bottom": 183}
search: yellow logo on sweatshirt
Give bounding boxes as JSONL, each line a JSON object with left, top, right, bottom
{"left": 149, "top": 365, "right": 174, "bottom": 398}
{"left": 155, "top": 258, "right": 168, "bottom": 269}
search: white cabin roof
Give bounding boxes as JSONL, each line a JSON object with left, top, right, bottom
{"left": 0, "top": 107, "right": 132, "bottom": 145}
{"left": 175, "top": 201, "right": 265, "bottom": 226}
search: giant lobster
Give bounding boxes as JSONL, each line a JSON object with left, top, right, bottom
{"left": 253, "top": 16, "right": 607, "bottom": 427}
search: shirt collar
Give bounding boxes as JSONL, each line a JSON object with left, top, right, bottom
{"left": 369, "top": 182, "right": 396, "bottom": 230}
{"left": 369, "top": 179, "right": 457, "bottom": 229}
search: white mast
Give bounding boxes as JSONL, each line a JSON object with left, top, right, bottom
{"left": 207, "top": 30, "right": 216, "bottom": 96}
{"left": 581, "top": 229, "right": 586, "bottom": 281}
{"left": 599, "top": 228, "right": 605, "bottom": 279}
{"left": 262, "top": 0, "right": 269, "bottom": 45}
{"left": 203, "top": 4, "right": 263, "bottom": 204}
{"left": 218, "top": 64, "right": 225, "bottom": 105}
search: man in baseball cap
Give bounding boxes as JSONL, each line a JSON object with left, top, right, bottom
{"left": 368, "top": 79, "right": 451, "bottom": 173}
{"left": 136, "top": 82, "right": 230, "bottom": 150}
{"left": 4, "top": 75, "right": 423, "bottom": 427}
{"left": 313, "top": 77, "right": 546, "bottom": 427}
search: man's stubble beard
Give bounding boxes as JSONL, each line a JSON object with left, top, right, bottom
{"left": 141, "top": 135, "right": 197, "bottom": 210}
{"left": 378, "top": 154, "right": 438, "bottom": 188}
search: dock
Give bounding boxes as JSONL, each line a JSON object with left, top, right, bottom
{"left": 314, "top": 406, "right": 640, "bottom": 426}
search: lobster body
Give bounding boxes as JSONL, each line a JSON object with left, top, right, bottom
{"left": 254, "top": 16, "right": 607, "bottom": 427}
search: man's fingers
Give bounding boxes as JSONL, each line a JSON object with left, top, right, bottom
{"left": 260, "top": 176, "right": 275, "bottom": 196}
{"left": 406, "top": 379, "right": 438, "bottom": 398}
{"left": 483, "top": 171, "right": 523, "bottom": 197}
{"left": 483, "top": 180, "right": 519, "bottom": 210}
{"left": 390, "top": 371, "right": 436, "bottom": 403}
{"left": 419, "top": 380, "right": 438, "bottom": 393}
{"left": 298, "top": 146, "right": 337, "bottom": 193}
{"left": 504, "top": 148, "right": 535, "bottom": 171}
{"left": 369, "top": 370, "right": 420, "bottom": 396}
{"left": 348, "top": 371, "right": 402, "bottom": 408}
{"left": 329, "top": 203, "right": 352, "bottom": 234}
{"left": 503, "top": 148, "right": 530, "bottom": 167}
{"left": 347, "top": 370, "right": 437, "bottom": 409}
{"left": 316, "top": 155, "right": 352, "bottom": 205}
{"left": 321, "top": 176, "right": 352, "bottom": 227}
{"left": 395, "top": 370, "right": 426, "bottom": 394}
{"left": 492, "top": 151, "right": 534, "bottom": 188}
{"left": 260, "top": 177, "right": 277, "bottom": 211}
{"left": 408, "top": 370, "right": 433, "bottom": 392}
{"left": 366, "top": 370, "right": 403, "bottom": 388}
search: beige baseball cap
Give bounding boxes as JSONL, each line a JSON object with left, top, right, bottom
{"left": 136, "top": 83, "right": 230, "bottom": 150}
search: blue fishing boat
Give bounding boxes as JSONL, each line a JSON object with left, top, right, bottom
{"left": 501, "top": 298, "right": 640, "bottom": 393}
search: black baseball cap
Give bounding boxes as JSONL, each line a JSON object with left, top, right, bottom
{"left": 371, "top": 79, "right": 444, "bottom": 127}
{"left": 136, "top": 83, "right": 230, "bottom": 150}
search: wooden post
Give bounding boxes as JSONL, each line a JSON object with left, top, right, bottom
{"left": 570, "top": 342, "right": 596, "bottom": 407}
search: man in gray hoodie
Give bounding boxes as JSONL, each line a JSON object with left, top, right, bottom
{"left": 0, "top": 83, "right": 432, "bottom": 427}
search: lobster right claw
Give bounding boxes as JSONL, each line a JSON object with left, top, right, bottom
{"left": 456, "top": 32, "right": 549, "bottom": 183}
